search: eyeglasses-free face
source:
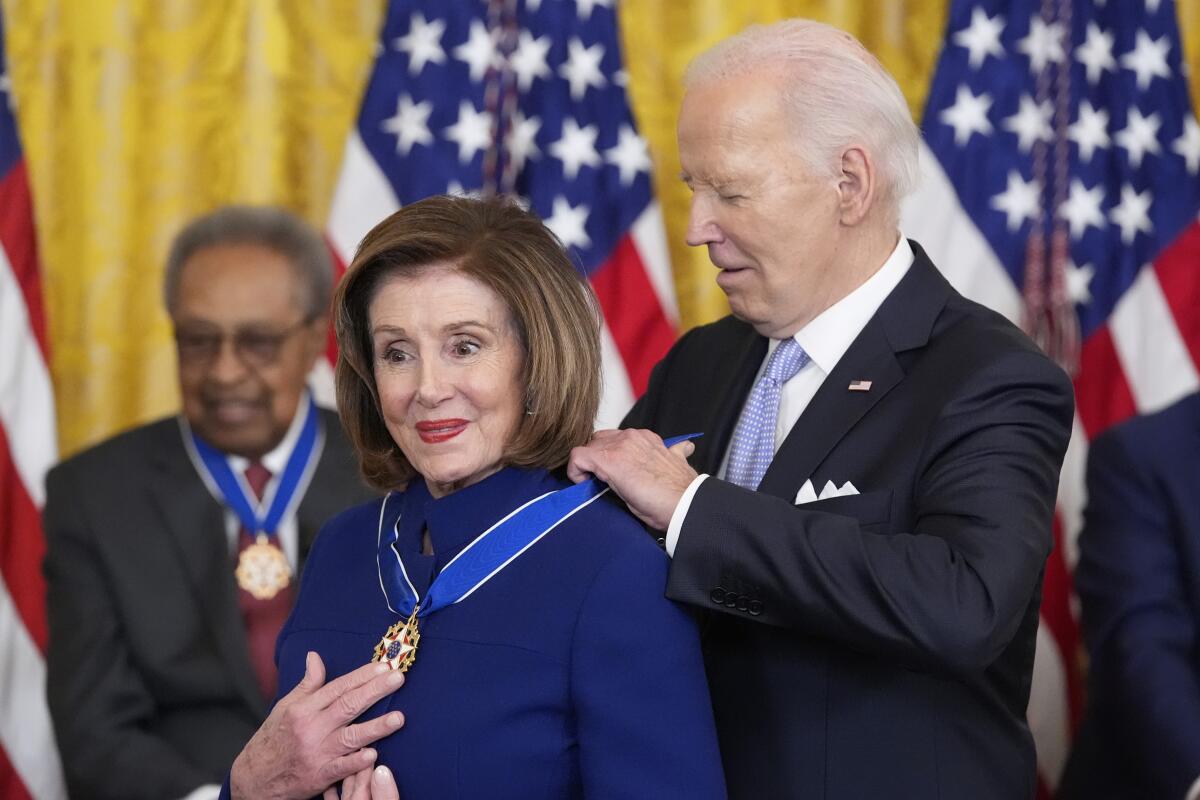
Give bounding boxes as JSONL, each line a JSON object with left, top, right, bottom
{"left": 171, "top": 242, "right": 327, "bottom": 459}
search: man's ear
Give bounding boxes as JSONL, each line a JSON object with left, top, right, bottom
{"left": 836, "top": 145, "right": 876, "bottom": 226}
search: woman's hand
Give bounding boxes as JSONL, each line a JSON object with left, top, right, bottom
{"left": 323, "top": 765, "right": 400, "bottom": 800}
{"left": 229, "top": 652, "right": 406, "bottom": 800}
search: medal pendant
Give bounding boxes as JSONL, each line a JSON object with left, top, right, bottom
{"left": 235, "top": 534, "right": 292, "bottom": 600}
{"left": 373, "top": 607, "right": 420, "bottom": 673}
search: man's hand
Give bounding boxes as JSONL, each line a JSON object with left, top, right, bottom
{"left": 229, "top": 652, "right": 406, "bottom": 800}
{"left": 567, "top": 429, "right": 698, "bottom": 531}
{"left": 323, "top": 765, "right": 400, "bottom": 800}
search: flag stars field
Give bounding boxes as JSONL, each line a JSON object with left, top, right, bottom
{"left": 394, "top": 12, "right": 446, "bottom": 75}
{"left": 1076, "top": 22, "right": 1117, "bottom": 84}
{"left": 1069, "top": 101, "right": 1111, "bottom": 162}
{"left": 953, "top": 8, "right": 1005, "bottom": 69}
{"left": 1120, "top": 29, "right": 1171, "bottom": 91}
{"left": 1004, "top": 94, "right": 1052, "bottom": 153}
{"left": 941, "top": 84, "right": 994, "bottom": 146}
{"left": 1115, "top": 108, "right": 1162, "bottom": 168}
{"left": 1017, "top": 17, "right": 1066, "bottom": 73}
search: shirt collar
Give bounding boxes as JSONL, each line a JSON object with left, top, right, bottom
{"left": 227, "top": 389, "right": 311, "bottom": 476}
{"left": 788, "top": 235, "right": 914, "bottom": 375}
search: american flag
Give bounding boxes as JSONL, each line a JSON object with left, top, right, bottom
{"left": 901, "top": 0, "right": 1200, "bottom": 795}
{"left": 0, "top": 6, "right": 67, "bottom": 799}
{"left": 324, "top": 0, "right": 677, "bottom": 426}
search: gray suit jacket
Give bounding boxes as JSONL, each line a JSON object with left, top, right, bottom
{"left": 43, "top": 408, "right": 375, "bottom": 800}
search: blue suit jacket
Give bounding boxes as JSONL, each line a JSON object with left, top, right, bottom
{"left": 1061, "top": 392, "right": 1200, "bottom": 800}
{"left": 272, "top": 467, "right": 725, "bottom": 799}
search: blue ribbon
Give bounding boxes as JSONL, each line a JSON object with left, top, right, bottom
{"left": 377, "top": 432, "right": 703, "bottom": 618}
{"left": 190, "top": 395, "right": 321, "bottom": 538}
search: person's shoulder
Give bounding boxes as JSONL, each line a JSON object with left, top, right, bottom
{"left": 927, "top": 287, "right": 1072, "bottom": 392}
{"left": 319, "top": 493, "right": 396, "bottom": 540}
{"left": 559, "top": 487, "right": 668, "bottom": 573}
{"left": 48, "top": 415, "right": 180, "bottom": 482}
{"left": 1093, "top": 391, "right": 1200, "bottom": 466}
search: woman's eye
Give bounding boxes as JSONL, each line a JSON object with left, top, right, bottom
{"left": 382, "top": 346, "right": 410, "bottom": 363}
{"left": 451, "top": 340, "right": 481, "bottom": 357}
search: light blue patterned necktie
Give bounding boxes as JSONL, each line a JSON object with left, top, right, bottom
{"left": 725, "top": 338, "right": 811, "bottom": 490}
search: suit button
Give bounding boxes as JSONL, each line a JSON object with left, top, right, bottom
{"left": 655, "top": 536, "right": 666, "bottom": 550}
{"left": 747, "top": 600, "right": 764, "bottom": 616}
{"left": 735, "top": 595, "right": 749, "bottom": 611}
{"left": 724, "top": 591, "right": 740, "bottom": 609}
{"left": 710, "top": 588, "right": 726, "bottom": 605}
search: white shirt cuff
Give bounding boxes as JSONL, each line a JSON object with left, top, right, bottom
{"left": 1185, "top": 774, "right": 1200, "bottom": 800}
{"left": 179, "top": 784, "right": 221, "bottom": 800}
{"left": 665, "top": 474, "right": 709, "bottom": 557}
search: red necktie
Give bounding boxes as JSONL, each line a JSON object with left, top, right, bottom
{"left": 236, "top": 461, "right": 293, "bottom": 702}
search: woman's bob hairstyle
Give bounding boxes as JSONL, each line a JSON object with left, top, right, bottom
{"left": 334, "top": 194, "right": 602, "bottom": 492}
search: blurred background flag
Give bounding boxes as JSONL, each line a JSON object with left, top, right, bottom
{"left": 325, "top": 0, "right": 678, "bottom": 427}
{"left": 0, "top": 6, "right": 67, "bottom": 800}
{"left": 901, "top": 0, "right": 1200, "bottom": 795}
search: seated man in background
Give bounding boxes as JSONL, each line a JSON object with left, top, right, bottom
{"left": 1060, "top": 391, "right": 1200, "bottom": 800}
{"left": 42, "top": 206, "right": 374, "bottom": 800}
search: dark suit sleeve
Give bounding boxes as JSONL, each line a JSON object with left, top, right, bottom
{"left": 1073, "top": 426, "right": 1200, "bottom": 800}
{"left": 666, "top": 348, "right": 1073, "bottom": 676}
{"left": 43, "top": 462, "right": 212, "bottom": 800}
{"left": 571, "top": 536, "right": 726, "bottom": 799}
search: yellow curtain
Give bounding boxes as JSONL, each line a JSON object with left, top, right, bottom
{"left": 6, "top": 1, "right": 1200, "bottom": 457}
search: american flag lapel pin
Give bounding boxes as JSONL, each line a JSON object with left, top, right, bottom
{"left": 848, "top": 379, "right": 872, "bottom": 392}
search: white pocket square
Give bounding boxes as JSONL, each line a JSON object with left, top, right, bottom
{"left": 795, "top": 479, "right": 859, "bottom": 504}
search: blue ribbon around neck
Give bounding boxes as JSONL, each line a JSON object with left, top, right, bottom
{"left": 377, "top": 432, "right": 703, "bottom": 619}
{"left": 190, "top": 395, "right": 320, "bottom": 538}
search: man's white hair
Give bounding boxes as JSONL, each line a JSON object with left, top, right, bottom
{"left": 685, "top": 19, "right": 921, "bottom": 222}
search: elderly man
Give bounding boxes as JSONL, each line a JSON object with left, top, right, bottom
{"left": 569, "top": 19, "right": 1074, "bottom": 799}
{"left": 43, "top": 206, "right": 374, "bottom": 800}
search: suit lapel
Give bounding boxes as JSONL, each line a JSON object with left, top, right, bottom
{"left": 148, "top": 421, "right": 268, "bottom": 718}
{"left": 694, "top": 326, "right": 766, "bottom": 475}
{"left": 758, "top": 324, "right": 902, "bottom": 499}
{"left": 758, "top": 243, "right": 952, "bottom": 500}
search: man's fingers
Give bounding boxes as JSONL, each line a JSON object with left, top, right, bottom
{"left": 668, "top": 440, "right": 696, "bottom": 459}
{"left": 322, "top": 787, "right": 340, "bottom": 800}
{"left": 337, "top": 711, "right": 405, "bottom": 751}
{"left": 566, "top": 446, "right": 599, "bottom": 483}
{"left": 316, "top": 747, "right": 378, "bottom": 788}
{"left": 371, "top": 766, "right": 400, "bottom": 800}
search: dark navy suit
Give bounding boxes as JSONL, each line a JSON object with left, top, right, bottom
{"left": 275, "top": 467, "right": 725, "bottom": 799}
{"left": 1060, "top": 392, "right": 1200, "bottom": 800}
{"left": 624, "top": 243, "right": 1074, "bottom": 799}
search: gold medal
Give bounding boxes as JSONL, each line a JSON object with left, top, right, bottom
{"left": 235, "top": 534, "right": 292, "bottom": 600}
{"left": 373, "top": 606, "right": 420, "bottom": 672}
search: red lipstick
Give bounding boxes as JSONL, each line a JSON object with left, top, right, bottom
{"left": 415, "top": 418, "right": 468, "bottom": 443}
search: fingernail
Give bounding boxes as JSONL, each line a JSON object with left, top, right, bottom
{"left": 305, "top": 652, "right": 316, "bottom": 674}
{"left": 389, "top": 711, "right": 405, "bottom": 727}
{"left": 374, "top": 765, "right": 392, "bottom": 783}
{"left": 387, "top": 670, "right": 406, "bottom": 687}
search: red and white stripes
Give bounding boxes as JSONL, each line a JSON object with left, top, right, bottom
{"left": 0, "top": 158, "right": 66, "bottom": 800}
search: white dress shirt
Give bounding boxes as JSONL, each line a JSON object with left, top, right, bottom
{"left": 665, "top": 236, "right": 915, "bottom": 555}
